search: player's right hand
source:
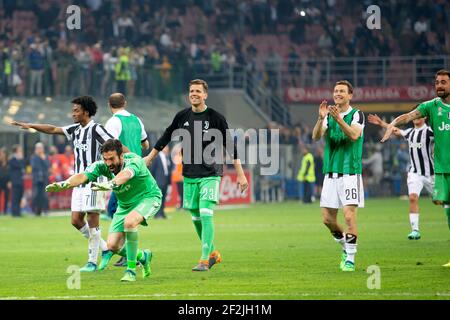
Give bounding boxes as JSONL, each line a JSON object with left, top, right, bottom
{"left": 45, "top": 181, "right": 71, "bottom": 192}
{"left": 91, "top": 181, "right": 115, "bottom": 191}
{"left": 319, "top": 100, "right": 329, "bottom": 119}
{"left": 368, "top": 114, "right": 382, "bottom": 126}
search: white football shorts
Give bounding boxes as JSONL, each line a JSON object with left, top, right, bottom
{"left": 320, "top": 173, "right": 364, "bottom": 209}
{"left": 71, "top": 182, "right": 106, "bottom": 213}
{"left": 407, "top": 172, "right": 434, "bottom": 196}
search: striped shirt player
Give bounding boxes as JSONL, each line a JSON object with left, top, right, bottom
{"left": 400, "top": 124, "right": 435, "bottom": 198}
{"left": 10, "top": 96, "right": 114, "bottom": 272}
{"left": 63, "top": 119, "right": 114, "bottom": 212}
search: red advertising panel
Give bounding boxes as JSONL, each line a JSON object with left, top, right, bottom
{"left": 285, "top": 85, "right": 435, "bottom": 103}
{"left": 165, "top": 170, "right": 253, "bottom": 207}
{"left": 6, "top": 170, "right": 253, "bottom": 213}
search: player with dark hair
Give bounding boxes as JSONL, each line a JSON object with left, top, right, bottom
{"left": 46, "top": 139, "right": 162, "bottom": 282}
{"left": 11, "top": 96, "right": 114, "bottom": 272}
{"left": 381, "top": 69, "right": 450, "bottom": 267}
{"left": 369, "top": 106, "right": 434, "bottom": 240}
{"left": 144, "top": 79, "right": 248, "bottom": 271}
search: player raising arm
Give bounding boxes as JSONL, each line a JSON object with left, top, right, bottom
{"left": 381, "top": 69, "right": 450, "bottom": 267}
{"left": 47, "top": 139, "right": 162, "bottom": 281}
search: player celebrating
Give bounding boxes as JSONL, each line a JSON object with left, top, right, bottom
{"left": 144, "top": 79, "right": 248, "bottom": 271}
{"left": 381, "top": 69, "right": 450, "bottom": 267}
{"left": 368, "top": 112, "right": 434, "bottom": 240}
{"left": 11, "top": 96, "right": 113, "bottom": 272}
{"left": 105, "top": 92, "right": 149, "bottom": 267}
{"left": 46, "top": 139, "right": 161, "bottom": 282}
{"left": 312, "top": 80, "right": 365, "bottom": 272}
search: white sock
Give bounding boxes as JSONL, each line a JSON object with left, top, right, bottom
{"left": 409, "top": 213, "right": 419, "bottom": 231}
{"left": 333, "top": 233, "right": 346, "bottom": 251}
{"left": 88, "top": 227, "right": 101, "bottom": 264}
{"left": 98, "top": 229, "right": 108, "bottom": 252}
{"left": 78, "top": 223, "right": 90, "bottom": 239}
{"left": 345, "top": 243, "right": 357, "bottom": 263}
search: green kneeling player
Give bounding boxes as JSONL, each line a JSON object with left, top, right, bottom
{"left": 46, "top": 139, "right": 162, "bottom": 281}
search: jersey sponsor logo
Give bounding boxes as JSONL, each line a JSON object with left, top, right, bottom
{"left": 73, "top": 141, "right": 88, "bottom": 151}
{"left": 114, "top": 184, "right": 131, "bottom": 194}
{"left": 438, "top": 122, "right": 450, "bottom": 131}
{"left": 410, "top": 142, "right": 423, "bottom": 149}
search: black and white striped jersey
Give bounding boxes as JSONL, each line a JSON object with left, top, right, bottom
{"left": 62, "top": 120, "right": 114, "bottom": 174}
{"left": 400, "top": 124, "right": 434, "bottom": 177}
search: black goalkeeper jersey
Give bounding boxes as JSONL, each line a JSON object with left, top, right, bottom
{"left": 154, "top": 107, "right": 238, "bottom": 178}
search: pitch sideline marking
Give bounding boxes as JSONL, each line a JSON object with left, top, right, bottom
{"left": 1, "top": 292, "right": 450, "bottom": 300}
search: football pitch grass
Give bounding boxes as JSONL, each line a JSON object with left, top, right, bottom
{"left": 0, "top": 198, "right": 449, "bottom": 300}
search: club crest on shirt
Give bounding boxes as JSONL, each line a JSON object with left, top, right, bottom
{"left": 438, "top": 107, "right": 443, "bottom": 116}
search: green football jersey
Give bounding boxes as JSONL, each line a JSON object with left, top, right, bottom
{"left": 417, "top": 98, "right": 450, "bottom": 173}
{"left": 323, "top": 108, "right": 364, "bottom": 174}
{"left": 115, "top": 113, "right": 143, "bottom": 156}
{"left": 84, "top": 153, "right": 162, "bottom": 208}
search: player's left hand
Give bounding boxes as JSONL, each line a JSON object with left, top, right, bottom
{"left": 236, "top": 174, "right": 248, "bottom": 193}
{"left": 91, "top": 181, "right": 116, "bottom": 191}
{"left": 328, "top": 105, "right": 340, "bottom": 120}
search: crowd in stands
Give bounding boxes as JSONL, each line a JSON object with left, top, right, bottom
{"left": 0, "top": 0, "right": 449, "bottom": 98}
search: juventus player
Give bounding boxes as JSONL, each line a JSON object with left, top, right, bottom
{"left": 368, "top": 111, "right": 434, "bottom": 240}
{"left": 11, "top": 96, "right": 114, "bottom": 271}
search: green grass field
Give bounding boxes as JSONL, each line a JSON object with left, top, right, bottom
{"left": 0, "top": 198, "right": 449, "bottom": 300}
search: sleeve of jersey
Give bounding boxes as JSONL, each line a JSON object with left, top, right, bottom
{"left": 62, "top": 124, "right": 78, "bottom": 141}
{"left": 137, "top": 118, "right": 148, "bottom": 142}
{"left": 218, "top": 115, "right": 238, "bottom": 160}
{"left": 104, "top": 117, "right": 121, "bottom": 139}
{"left": 351, "top": 110, "right": 365, "bottom": 129}
{"left": 83, "top": 161, "right": 110, "bottom": 182}
{"left": 94, "top": 124, "right": 114, "bottom": 144}
{"left": 124, "top": 160, "right": 139, "bottom": 178}
{"left": 154, "top": 112, "right": 181, "bottom": 151}
{"left": 416, "top": 101, "right": 431, "bottom": 118}
{"left": 400, "top": 128, "right": 412, "bottom": 139}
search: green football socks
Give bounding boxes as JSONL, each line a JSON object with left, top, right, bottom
{"left": 125, "top": 229, "right": 139, "bottom": 271}
{"left": 200, "top": 209, "right": 215, "bottom": 261}
{"left": 445, "top": 205, "right": 450, "bottom": 230}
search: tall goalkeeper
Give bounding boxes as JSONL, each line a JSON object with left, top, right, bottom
{"left": 46, "top": 139, "right": 162, "bottom": 282}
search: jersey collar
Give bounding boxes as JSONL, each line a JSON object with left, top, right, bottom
{"left": 114, "top": 109, "right": 131, "bottom": 116}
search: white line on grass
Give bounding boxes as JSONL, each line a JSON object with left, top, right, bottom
{"left": 1, "top": 292, "right": 449, "bottom": 300}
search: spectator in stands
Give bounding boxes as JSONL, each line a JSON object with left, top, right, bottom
{"left": 0, "top": 148, "right": 10, "bottom": 215}
{"left": 30, "top": 142, "right": 50, "bottom": 216}
{"left": 54, "top": 42, "right": 73, "bottom": 96}
{"left": 8, "top": 145, "right": 25, "bottom": 217}
{"left": 28, "top": 43, "right": 45, "bottom": 96}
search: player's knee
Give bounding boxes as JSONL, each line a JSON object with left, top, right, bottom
{"left": 322, "top": 216, "right": 335, "bottom": 228}
{"left": 433, "top": 200, "right": 443, "bottom": 206}
{"left": 409, "top": 194, "right": 419, "bottom": 202}
{"left": 124, "top": 218, "right": 136, "bottom": 230}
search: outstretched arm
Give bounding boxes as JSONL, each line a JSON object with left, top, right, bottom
{"left": 381, "top": 109, "right": 422, "bottom": 142}
{"left": 143, "top": 148, "right": 159, "bottom": 167}
{"left": 368, "top": 114, "right": 402, "bottom": 138}
{"left": 46, "top": 173, "right": 88, "bottom": 192}
{"left": 11, "top": 121, "right": 64, "bottom": 135}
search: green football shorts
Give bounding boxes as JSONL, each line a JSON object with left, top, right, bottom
{"left": 109, "top": 196, "right": 161, "bottom": 233}
{"left": 183, "top": 176, "right": 221, "bottom": 210}
{"left": 433, "top": 173, "right": 450, "bottom": 202}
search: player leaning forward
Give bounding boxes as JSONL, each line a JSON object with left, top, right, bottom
{"left": 381, "top": 69, "right": 450, "bottom": 267}
{"left": 312, "top": 80, "right": 365, "bottom": 272}
{"left": 144, "top": 79, "right": 248, "bottom": 271}
{"left": 47, "top": 139, "right": 162, "bottom": 281}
